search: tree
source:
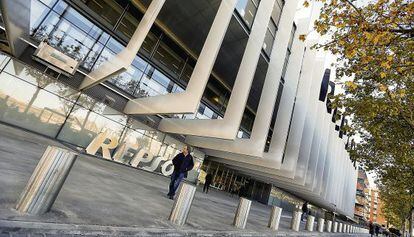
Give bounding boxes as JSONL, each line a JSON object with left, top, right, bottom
{"left": 309, "top": 0, "right": 414, "bottom": 229}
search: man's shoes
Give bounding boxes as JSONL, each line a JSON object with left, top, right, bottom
{"left": 168, "top": 195, "right": 174, "bottom": 200}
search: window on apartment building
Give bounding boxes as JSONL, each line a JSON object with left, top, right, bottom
{"left": 235, "top": 0, "right": 260, "bottom": 29}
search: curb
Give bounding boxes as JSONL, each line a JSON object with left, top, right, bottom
{"left": 0, "top": 220, "right": 367, "bottom": 237}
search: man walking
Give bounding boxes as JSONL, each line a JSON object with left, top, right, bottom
{"left": 167, "top": 145, "right": 194, "bottom": 199}
{"left": 203, "top": 173, "right": 213, "bottom": 193}
{"left": 301, "top": 201, "right": 309, "bottom": 221}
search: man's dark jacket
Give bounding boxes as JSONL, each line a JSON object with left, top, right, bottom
{"left": 172, "top": 153, "right": 194, "bottom": 177}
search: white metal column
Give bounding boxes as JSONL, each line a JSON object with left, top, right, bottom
{"left": 124, "top": 0, "right": 238, "bottom": 115}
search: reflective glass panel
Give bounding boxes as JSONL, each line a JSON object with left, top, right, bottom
{"left": 116, "top": 4, "right": 142, "bottom": 39}
{"left": 235, "top": 0, "right": 259, "bottom": 29}
{"left": 0, "top": 72, "right": 73, "bottom": 137}
{"left": 57, "top": 105, "right": 125, "bottom": 147}
{"left": 4, "top": 59, "right": 79, "bottom": 101}
{"left": 30, "top": 0, "right": 51, "bottom": 33}
{"left": 152, "top": 42, "right": 185, "bottom": 78}
{"left": 80, "top": 0, "right": 126, "bottom": 27}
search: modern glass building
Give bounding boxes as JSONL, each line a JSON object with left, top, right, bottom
{"left": 0, "top": 0, "right": 357, "bottom": 218}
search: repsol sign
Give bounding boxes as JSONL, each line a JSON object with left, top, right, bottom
{"left": 319, "top": 69, "right": 348, "bottom": 139}
{"left": 85, "top": 131, "right": 186, "bottom": 176}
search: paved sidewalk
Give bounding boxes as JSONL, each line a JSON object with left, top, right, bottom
{"left": 0, "top": 123, "right": 367, "bottom": 236}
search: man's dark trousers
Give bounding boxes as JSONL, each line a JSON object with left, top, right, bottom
{"left": 168, "top": 171, "right": 185, "bottom": 197}
{"left": 203, "top": 182, "right": 211, "bottom": 193}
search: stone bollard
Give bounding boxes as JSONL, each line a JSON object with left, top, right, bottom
{"left": 16, "top": 146, "right": 77, "bottom": 215}
{"left": 168, "top": 182, "right": 196, "bottom": 225}
{"left": 332, "top": 222, "right": 338, "bottom": 233}
{"left": 233, "top": 197, "right": 252, "bottom": 229}
{"left": 268, "top": 206, "right": 282, "bottom": 231}
{"left": 306, "top": 215, "right": 315, "bottom": 231}
{"left": 338, "top": 222, "right": 343, "bottom": 232}
{"left": 326, "top": 220, "right": 332, "bottom": 232}
{"left": 317, "top": 217, "right": 324, "bottom": 232}
{"left": 290, "top": 210, "right": 302, "bottom": 231}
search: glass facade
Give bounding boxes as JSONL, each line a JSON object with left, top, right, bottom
{"left": 26, "top": 0, "right": 290, "bottom": 144}
{"left": 28, "top": 0, "right": 263, "bottom": 138}
{"left": 200, "top": 160, "right": 305, "bottom": 208}
{"left": 0, "top": 54, "right": 204, "bottom": 182}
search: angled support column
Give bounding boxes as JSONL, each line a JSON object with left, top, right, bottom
{"left": 186, "top": 0, "right": 302, "bottom": 155}
{"left": 190, "top": 44, "right": 322, "bottom": 171}
{"left": 124, "top": 0, "right": 238, "bottom": 115}
{"left": 157, "top": 0, "right": 276, "bottom": 139}
{"left": 79, "top": 0, "right": 165, "bottom": 90}
{"left": 0, "top": 0, "right": 30, "bottom": 56}
{"left": 16, "top": 146, "right": 77, "bottom": 215}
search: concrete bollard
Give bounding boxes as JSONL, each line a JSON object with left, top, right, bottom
{"left": 16, "top": 146, "right": 77, "bottom": 215}
{"left": 338, "top": 222, "right": 343, "bottom": 232}
{"left": 268, "top": 206, "right": 282, "bottom": 231}
{"left": 332, "top": 222, "right": 338, "bottom": 233}
{"left": 326, "top": 220, "right": 332, "bottom": 232}
{"left": 290, "top": 210, "right": 302, "bottom": 231}
{"left": 306, "top": 215, "right": 315, "bottom": 231}
{"left": 317, "top": 217, "right": 324, "bottom": 232}
{"left": 233, "top": 197, "right": 252, "bottom": 229}
{"left": 168, "top": 182, "right": 196, "bottom": 225}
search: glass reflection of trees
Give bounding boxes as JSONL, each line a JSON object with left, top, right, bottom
{"left": 0, "top": 57, "right": 79, "bottom": 137}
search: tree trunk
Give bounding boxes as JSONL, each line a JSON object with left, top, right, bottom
{"left": 410, "top": 208, "right": 414, "bottom": 237}
{"left": 403, "top": 218, "right": 406, "bottom": 237}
